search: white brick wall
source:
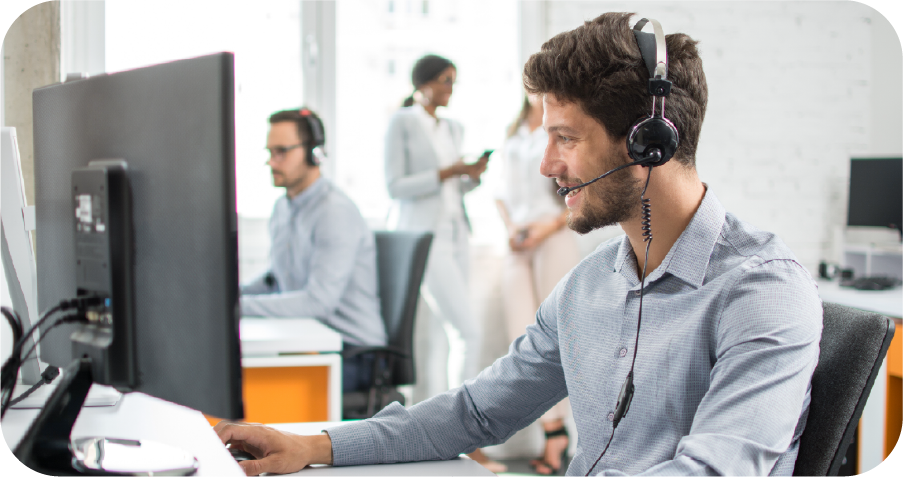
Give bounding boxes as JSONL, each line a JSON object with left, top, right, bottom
{"left": 545, "top": 1, "right": 899, "bottom": 274}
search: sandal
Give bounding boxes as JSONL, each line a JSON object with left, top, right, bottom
{"left": 529, "top": 426, "right": 569, "bottom": 475}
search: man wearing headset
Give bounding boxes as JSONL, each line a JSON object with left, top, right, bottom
{"left": 240, "top": 108, "right": 387, "bottom": 394}
{"left": 218, "top": 14, "right": 821, "bottom": 476}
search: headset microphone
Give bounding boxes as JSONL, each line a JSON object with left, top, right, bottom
{"left": 556, "top": 150, "right": 662, "bottom": 197}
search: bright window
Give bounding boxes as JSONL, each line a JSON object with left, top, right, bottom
{"left": 105, "top": 0, "right": 303, "bottom": 220}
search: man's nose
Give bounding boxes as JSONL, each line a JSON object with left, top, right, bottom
{"left": 539, "top": 143, "right": 564, "bottom": 178}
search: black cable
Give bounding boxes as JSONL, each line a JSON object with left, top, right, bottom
{"left": 1, "top": 307, "right": 25, "bottom": 415}
{"left": 7, "top": 366, "right": 60, "bottom": 408}
{"left": 2, "top": 307, "right": 24, "bottom": 348}
{"left": 19, "top": 314, "right": 82, "bottom": 372}
{"left": 1, "top": 297, "right": 101, "bottom": 419}
{"left": 586, "top": 166, "right": 654, "bottom": 476}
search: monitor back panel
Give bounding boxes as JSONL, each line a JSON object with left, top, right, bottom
{"left": 32, "top": 53, "right": 243, "bottom": 419}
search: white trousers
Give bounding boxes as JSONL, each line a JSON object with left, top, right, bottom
{"left": 419, "top": 218, "right": 483, "bottom": 396}
{"left": 502, "top": 226, "right": 581, "bottom": 423}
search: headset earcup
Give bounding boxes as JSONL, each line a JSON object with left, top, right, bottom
{"left": 626, "top": 116, "right": 679, "bottom": 166}
{"left": 308, "top": 146, "right": 325, "bottom": 166}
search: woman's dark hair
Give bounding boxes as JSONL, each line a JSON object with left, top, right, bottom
{"left": 402, "top": 54, "right": 456, "bottom": 107}
{"left": 523, "top": 12, "right": 707, "bottom": 167}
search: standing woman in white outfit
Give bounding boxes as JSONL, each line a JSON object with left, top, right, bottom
{"left": 496, "top": 94, "right": 582, "bottom": 475}
{"left": 384, "top": 54, "right": 504, "bottom": 473}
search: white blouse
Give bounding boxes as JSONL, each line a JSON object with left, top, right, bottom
{"left": 496, "top": 122, "right": 563, "bottom": 225}
{"left": 412, "top": 103, "right": 464, "bottom": 221}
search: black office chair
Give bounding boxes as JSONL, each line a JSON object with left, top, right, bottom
{"left": 793, "top": 303, "right": 896, "bottom": 476}
{"left": 342, "top": 231, "right": 433, "bottom": 419}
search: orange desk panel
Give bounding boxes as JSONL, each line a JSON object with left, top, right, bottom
{"left": 206, "top": 366, "right": 331, "bottom": 426}
{"left": 886, "top": 318, "right": 902, "bottom": 459}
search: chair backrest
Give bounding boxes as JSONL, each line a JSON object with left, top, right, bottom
{"left": 793, "top": 303, "right": 895, "bottom": 476}
{"left": 373, "top": 231, "right": 433, "bottom": 386}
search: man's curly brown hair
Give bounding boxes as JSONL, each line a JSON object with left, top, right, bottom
{"left": 523, "top": 12, "right": 707, "bottom": 167}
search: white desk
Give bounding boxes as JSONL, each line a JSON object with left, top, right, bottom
{"left": 267, "top": 421, "right": 495, "bottom": 476}
{"left": 1, "top": 392, "right": 244, "bottom": 476}
{"left": 240, "top": 317, "right": 343, "bottom": 355}
{"left": 816, "top": 279, "right": 902, "bottom": 318}
{"left": 816, "top": 279, "right": 902, "bottom": 473}
{"left": 1, "top": 398, "right": 494, "bottom": 476}
{"left": 240, "top": 317, "right": 343, "bottom": 422}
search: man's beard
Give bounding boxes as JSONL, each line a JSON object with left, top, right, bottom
{"left": 567, "top": 162, "right": 644, "bottom": 235}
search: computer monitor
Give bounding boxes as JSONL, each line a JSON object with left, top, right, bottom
{"left": 1, "top": 127, "right": 42, "bottom": 386}
{"left": 847, "top": 157, "right": 903, "bottom": 239}
{"left": 18, "top": 52, "right": 243, "bottom": 473}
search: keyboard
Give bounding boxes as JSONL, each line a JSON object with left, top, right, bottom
{"left": 840, "top": 276, "right": 901, "bottom": 291}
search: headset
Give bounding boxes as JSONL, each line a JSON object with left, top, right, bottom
{"left": 298, "top": 108, "right": 326, "bottom": 167}
{"left": 582, "top": 18, "right": 679, "bottom": 476}
{"left": 556, "top": 18, "right": 678, "bottom": 198}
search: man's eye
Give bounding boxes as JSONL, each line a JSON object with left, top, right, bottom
{"left": 559, "top": 136, "right": 572, "bottom": 144}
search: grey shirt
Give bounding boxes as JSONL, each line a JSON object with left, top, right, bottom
{"left": 326, "top": 189, "right": 822, "bottom": 475}
{"left": 241, "top": 178, "right": 386, "bottom": 347}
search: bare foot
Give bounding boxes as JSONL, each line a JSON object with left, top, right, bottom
{"left": 467, "top": 448, "right": 508, "bottom": 473}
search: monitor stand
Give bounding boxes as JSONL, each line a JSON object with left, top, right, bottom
{"left": 13, "top": 358, "right": 200, "bottom": 475}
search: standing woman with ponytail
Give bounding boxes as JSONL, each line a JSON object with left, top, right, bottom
{"left": 384, "top": 54, "right": 504, "bottom": 473}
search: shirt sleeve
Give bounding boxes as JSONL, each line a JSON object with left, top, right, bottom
{"left": 240, "top": 270, "right": 275, "bottom": 295}
{"left": 599, "top": 258, "right": 823, "bottom": 476}
{"left": 325, "top": 284, "right": 570, "bottom": 466}
{"left": 384, "top": 114, "right": 442, "bottom": 199}
{"left": 239, "top": 200, "right": 365, "bottom": 319}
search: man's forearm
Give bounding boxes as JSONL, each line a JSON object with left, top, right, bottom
{"left": 309, "top": 433, "right": 334, "bottom": 465}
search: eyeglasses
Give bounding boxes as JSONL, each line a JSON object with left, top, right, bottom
{"left": 266, "top": 143, "right": 305, "bottom": 163}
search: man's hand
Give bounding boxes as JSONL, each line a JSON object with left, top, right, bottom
{"left": 214, "top": 421, "right": 333, "bottom": 476}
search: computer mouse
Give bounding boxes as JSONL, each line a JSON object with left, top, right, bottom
{"left": 229, "top": 447, "right": 257, "bottom": 462}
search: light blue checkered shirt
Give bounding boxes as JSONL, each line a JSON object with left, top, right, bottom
{"left": 240, "top": 178, "right": 386, "bottom": 347}
{"left": 327, "top": 189, "right": 822, "bottom": 475}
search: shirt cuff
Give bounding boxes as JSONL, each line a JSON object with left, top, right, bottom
{"left": 324, "top": 420, "right": 379, "bottom": 466}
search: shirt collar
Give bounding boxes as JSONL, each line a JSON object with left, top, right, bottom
{"left": 412, "top": 103, "right": 440, "bottom": 127}
{"left": 287, "top": 176, "right": 328, "bottom": 209}
{"left": 614, "top": 186, "right": 725, "bottom": 289}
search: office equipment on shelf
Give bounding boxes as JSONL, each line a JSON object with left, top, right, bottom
{"left": 843, "top": 243, "right": 903, "bottom": 281}
{"left": 847, "top": 157, "right": 902, "bottom": 240}
{"left": 16, "top": 52, "right": 242, "bottom": 475}
{"left": 840, "top": 276, "right": 902, "bottom": 291}
{"left": 794, "top": 303, "right": 895, "bottom": 476}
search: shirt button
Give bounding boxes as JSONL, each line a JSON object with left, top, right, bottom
{"left": 620, "top": 348, "right": 628, "bottom": 357}
{"left": 608, "top": 412, "right": 615, "bottom": 421}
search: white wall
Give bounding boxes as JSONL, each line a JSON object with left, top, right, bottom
{"left": 539, "top": 1, "right": 901, "bottom": 274}
{"left": 869, "top": 2, "right": 903, "bottom": 157}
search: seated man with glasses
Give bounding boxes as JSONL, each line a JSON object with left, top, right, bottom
{"left": 241, "top": 108, "right": 387, "bottom": 395}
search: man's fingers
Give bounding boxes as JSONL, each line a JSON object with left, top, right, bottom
{"left": 241, "top": 454, "right": 304, "bottom": 477}
{"left": 215, "top": 422, "right": 268, "bottom": 450}
{"left": 239, "top": 459, "right": 264, "bottom": 476}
